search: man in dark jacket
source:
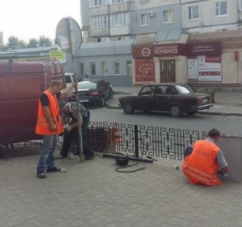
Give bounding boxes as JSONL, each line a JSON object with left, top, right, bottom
{"left": 57, "top": 101, "right": 94, "bottom": 160}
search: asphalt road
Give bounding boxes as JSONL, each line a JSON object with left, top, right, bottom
{"left": 89, "top": 106, "right": 242, "bottom": 136}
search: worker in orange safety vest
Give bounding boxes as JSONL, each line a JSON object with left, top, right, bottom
{"left": 182, "top": 128, "right": 228, "bottom": 186}
{"left": 36, "top": 80, "right": 75, "bottom": 179}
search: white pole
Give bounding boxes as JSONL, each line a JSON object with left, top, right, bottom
{"left": 68, "top": 17, "right": 84, "bottom": 163}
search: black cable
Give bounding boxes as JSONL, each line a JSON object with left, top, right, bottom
{"left": 115, "top": 161, "right": 145, "bottom": 173}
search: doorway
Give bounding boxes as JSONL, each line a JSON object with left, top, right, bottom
{"left": 160, "top": 60, "right": 175, "bottom": 82}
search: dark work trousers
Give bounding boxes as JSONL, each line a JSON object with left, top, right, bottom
{"left": 184, "top": 146, "right": 193, "bottom": 158}
{"left": 60, "top": 116, "right": 92, "bottom": 157}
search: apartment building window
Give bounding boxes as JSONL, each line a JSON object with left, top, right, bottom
{"left": 112, "top": 0, "right": 126, "bottom": 3}
{"left": 102, "top": 62, "right": 108, "bottom": 75}
{"left": 188, "top": 6, "right": 199, "bottom": 20}
{"left": 141, "top": 14, "right": 149, "bottom": 26}
{"left": 91, "top": 16, "right": 108, "bottom": 29}
{"left": 215, "top": 1, "right": 227, "bottom": 16}
{"left": 111, "top": 13, "right": 127, "bottom": 26}
{"left": 89, "top": 0, "right": 107, "bottom": 8}
{"left": 79, "top": 63, "right": 84, "bottom": 75}
{"left": 163, "top": 10, "right": 173, "bottom": 23}
{"left": 90, "top": 62, "right": 96, "bottom": 75}
{"left": 114, "top": 62, "right": 120, "bottom": 75}
{"left": 239, "top": 0, "right": 242, "bottom": 11}
{"left": 126, "top": 61, "right": 132, "bottom": 75}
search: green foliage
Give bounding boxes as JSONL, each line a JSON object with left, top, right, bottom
{"left": 0, "top": 45, "right": 8, "bottom": 51}
{"left": 7, "top": 36, "right": 19, "bottom": 49}
{"left": 38, "top": 36, "right": 52, "bottom": 47}
{"left": 27, "top": 38, "right": 39, "bottom": 48}
{"left": 2, "top": 35, "right": 53, "bottom": 50}
{"left": 17, "top": 40, "right": 26, "bottom": 49}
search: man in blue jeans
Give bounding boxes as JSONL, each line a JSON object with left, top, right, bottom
{"left": 36, "top": 80, "right": 75, "bottom": 179}
{"left": 57, "top": 101, "right": 94, "bottom": 160}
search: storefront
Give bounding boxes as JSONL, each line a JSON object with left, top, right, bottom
{"left": 132, "top": 43, "right": 187, "bottom": 85}
{"left": 133, "top": 42, "right": 222, "bottom": 85}
{"left": 187, "top": 42, "right": 222, "bottom": 82}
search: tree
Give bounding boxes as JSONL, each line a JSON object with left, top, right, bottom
{"left": 7, "top": 36, "right": 19, "bottom": 49}
{"left": 38, "top": 36, "right": 52, "bottom": 47}
{"left": 27, "top": 38, "right": 38, "bottom": 48}
{"left": 18, "top": 40, "right": 26, "bottom": 49}
{"left": 0, "top": 45, "right": 8, "bottom": 51}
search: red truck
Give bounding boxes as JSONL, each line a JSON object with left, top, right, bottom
{"left": 0, "top": 58, "right": 67, "bottom": 149}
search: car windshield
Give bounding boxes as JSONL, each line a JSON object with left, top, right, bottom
{"left": 78, "top": 82, "right": 97, "bottom": 90}
{"left": 175, "top": 85, "right": 193, "bottom": 94}
{"left": 65, "top": 76, "right": 72, "bottom": 83}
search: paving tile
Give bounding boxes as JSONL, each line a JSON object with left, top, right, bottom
{"left": 1, "top": 156, "right": 242, "bottom": 227}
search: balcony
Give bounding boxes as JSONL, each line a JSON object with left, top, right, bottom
{"left": 90, "top": 28, "right": 110, "bottom": 37}
{"left": 90, "top": 5, "right": 109, "bottom": 16}
{"left": 110, "top": 2, "right": 132, "bottom": 14}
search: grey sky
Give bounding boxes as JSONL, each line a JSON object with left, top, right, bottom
{"left": 0, "top": 0, "right": 80, "bottom": 43}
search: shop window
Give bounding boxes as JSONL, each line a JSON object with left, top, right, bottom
{"left": 126, "top": 61, "right": 132, "bottom": 75}
{"left": 79, "top": 63, "right": 84, "bottom": 76}
{"left": 114, "top": 62, "right": 120, "bottom": 75}
{"left": 215, "top": 1, "right": 227, "bottom": 16}
{"left": 102, "top": 62, "right": 108, "bottom": 75}
{"left": 90, "top": 62, "right": 96, "bottom": 75}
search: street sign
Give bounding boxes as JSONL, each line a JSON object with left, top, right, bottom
{"left": 56, "top": 17, "right": 84, "bottom": 163}
{"left": 56, "top": 17, "right": 82, "bottom": 54}
{"left": 49, "top": 50, "right": 66, "bottom": 62}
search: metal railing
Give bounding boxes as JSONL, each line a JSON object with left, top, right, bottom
{"left": 0, "top": 122, "right": 201, "bottom": 160}
{"left": 86, "top": 122, "right": 201, "bottom": 161}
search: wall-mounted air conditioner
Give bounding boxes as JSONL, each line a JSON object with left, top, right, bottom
{"left": 149, "top": 12, "right": 154, "bottom": 17}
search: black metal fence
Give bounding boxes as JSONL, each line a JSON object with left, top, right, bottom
{"left": 86, "top": 122, "right": 201, "bottom": 161}
{"left": 0, "top": 122, "right": 201, "bottom": 160}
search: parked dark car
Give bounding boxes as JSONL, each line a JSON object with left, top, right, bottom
{"left": 69, "top": 79, "right": 114, "bottom": 106}
{"left": 119, "top": 83, "right": 214, "bottom": 117}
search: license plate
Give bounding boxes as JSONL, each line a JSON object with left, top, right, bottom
{"left": 202, "top": 98, "right": 208, "bottom": 104}
{"left": 80, "top": 99, "right": 89, "bottom": 102}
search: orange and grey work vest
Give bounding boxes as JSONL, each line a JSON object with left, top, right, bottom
{"left": 35, "top": 90, "right": 63, "bottom": 136}
{"left": 182, "top": 140, "right": 221, "bottom": 186}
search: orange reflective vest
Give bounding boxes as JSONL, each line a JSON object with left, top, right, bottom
{"left": 35, "top": 90, "right": 63, "bottom": 136}
{"left": 182, "top": 140, "right": 221, "bottom": 186}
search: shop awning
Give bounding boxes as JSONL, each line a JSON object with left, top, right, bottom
{"left": 154, "top": 30, "right": 189, "bottom": 42}
{"left": 78, "top": 40, "right": 133, "bottom": 56}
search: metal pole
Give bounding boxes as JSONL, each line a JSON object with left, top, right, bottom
{"left": 134, "top": 125, "right": 139, "bottom": 158}
{"left": 68, "top": 17, "right": 84, "bottom": 163}
{"left": 103, "top": 153, "right": 153, "bottom": 163}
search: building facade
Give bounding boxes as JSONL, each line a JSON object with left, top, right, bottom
{"left": 181, "top": 0, "right": 241, "bottom": 33}
{"left": 0, "top": 32, "right": 3, "bottom": 46}
{"left": 1, "top": 1, "right": 242, "bottom": 87}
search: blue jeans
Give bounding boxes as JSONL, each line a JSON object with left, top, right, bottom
{"left": 37, "top": 135, "right": 58, "bottom": 172}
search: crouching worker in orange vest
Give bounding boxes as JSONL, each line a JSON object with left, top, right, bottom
{"left": 182, "top": 128, "right": 228, "bottom": 186}
{"left": 36, "top": 80, "right": 75, "bottom": 179}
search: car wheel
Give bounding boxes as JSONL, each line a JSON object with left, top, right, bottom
{"left": 187, "top": 111, "right": 197, "bottom": 116}
{"left": 169, "top": 105, "right": 181, "bottom": 117}
{"left": 123, "top": 102, "right": 134, "bottom": 114}
{"left": 99, "top": 96, "right": 105, "bottom": 106}
{"left": 109, "top": 90, "right": 114, "bottom": 99}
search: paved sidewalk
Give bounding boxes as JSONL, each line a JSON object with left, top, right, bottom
{"left": 106, "top": 87, "right": 242, "bottom": 116}
{"left": 1, "top": 154, "right": 242, "bottom": 227}
{"left": 1, "top": 86, "right": 242, "bottom": 227}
